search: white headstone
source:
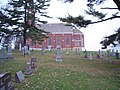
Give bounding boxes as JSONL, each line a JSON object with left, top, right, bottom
{"left": 56, "top": 45, "right": 62, "bottom": 62}
{"left": 89, "top": 53, "right": 92, "bottom": 60}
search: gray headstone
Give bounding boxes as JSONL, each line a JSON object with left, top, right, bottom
{"left": 22, "top": 46, "right": 30, "bottom": 56}
{"left": 115, "top": 50, "right": 119, "bottom": 59}
{"left": 84, "top": 50, "right": 88, "bottom": 58}
{"left": 15, "top": 71, "right": 25, "bottom": 83}
{"left": 112, "top": 49, "right": 115, "bottom": 57}
{"left": 99, "top": 50, "right": 102, "bottom": 59}
{"left": 89, "top": 53, "right": 92, "bottom": 60}
{"left": 107, "top": 50, "right": 110, "bottom": 57}
{"left": 24, "top": 63, "right": 32, "bottom": 75}
{"left": 19, "top": 43, "right": 22, "bottom": 51}
{"left": 56, "top": 45, "right": 62, "bottom": 62}
{"left": 41, "top": 47, "right": 44, "bottom": 55}
{"left": 7, "top": 45, "right": 13, "bottom": 60}
{"left": 0, "top": 47, "right": 7, "bottom": 63}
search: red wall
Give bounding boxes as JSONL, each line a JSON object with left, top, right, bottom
{"left": 27, "top": 33, "right": 84, "bottom": 49}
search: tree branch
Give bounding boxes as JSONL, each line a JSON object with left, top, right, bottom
{"left": 101, "top": 7, "right": 118, "bottom": 9}
{"left": 90, "top": 16, "right": 120, "bottom": 24}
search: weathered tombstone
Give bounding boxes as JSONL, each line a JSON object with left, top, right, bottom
{"left": 41, "top": 47, "right": 44, "bottom": 55}
{"left": 84, "top": 50, "right": 88, "bottom": 58}
{"left": 89, "top": 53, "right": 92, "bottom": 60}
{"left": 15, "top": 71, "right": 25, "bottom": 83}
{"left": 31, "top": 57, "right": 36, "bottom": 62}
{"left": 77, "top": 49, "right": 80, "bottom": 55}
{"left": 24, "top": 63, "right": 32, "bottom": 75}
{"left": 7, "top": 44, "right": 13, "bottom": 60}
{"left": 30, "top": 58, "right": 36, "bottom": 69}
{"left": 75, "top": 49, "right": 77, "bottom": 55}
{"left": 0, "top": 47, "right": 7, "bottom": 63}
{"left": 98, "top": 50, "right": 102, "bottom": 59}
{"left": 115, "top": 50, "right": 119, "bottom": 59}
{"left": 19, "top": 43, "right": 22, "bottom": 51}
{"left": 107, "top": 50, "right": 110, "bottom": 57}
{"left": 56, "top": 45, "right": 62, "bottom": 62}
{"left": 112, "top": 49, "right": 115, "bottom": 57}
{"left": 66, "top": 49, "right": 69, "bottom": 55}
{"left": 48, "top": 46, "right": 52, "bottom": 51}
{"left": 23, "top": 46, "right": 30, "bottom": 55}
{"left": 0, "top": 72, "right": 14, "bottom": 90}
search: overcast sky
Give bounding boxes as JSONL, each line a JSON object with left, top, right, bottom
{"left": 1, "top": 0, "right": 120, "bottom": 51}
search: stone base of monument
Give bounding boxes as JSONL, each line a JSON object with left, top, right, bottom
{"left": 0, "top": 72, "right": 14, "bottom": 90}
{"left": 56, "top": 56, "right": 63, "bottom": 62}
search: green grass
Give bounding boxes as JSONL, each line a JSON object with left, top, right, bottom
{"left": 0, "top": 50, "right": 120, "bottom": 90}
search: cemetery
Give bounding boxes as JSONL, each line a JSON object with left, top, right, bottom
{"left": 0, "top": 0, "right": 120, "bottom": 89}
{"left": 0, "top": 49, "right": 120, "bottom": 90}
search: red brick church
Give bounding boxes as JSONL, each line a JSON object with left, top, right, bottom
{"left": 27, "top": 23, "right": 84, "bottom": 50}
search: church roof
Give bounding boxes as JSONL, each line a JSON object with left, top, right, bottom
{"left": 36, "top": 23, "right": 83, "bottom": 34}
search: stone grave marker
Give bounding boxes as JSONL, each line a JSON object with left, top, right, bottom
{"left": 30, "top": 58, "right": 37, "bottom": 69}
{"left": 22, "top": 46, "right": 30, "bottom": 56}
{"left": 98, "top": 50, "right": 102, "bottom": 59}
{"left": 0, "top": 47, "right": 7, "bottom": 63}
{"left": 41, "top": 47, "right": 44, "bottom": 55}
{"left": 48, "top": 46, "right": 52, "bottom": 51}
{"left": 15, "top": 71, "right": 25, "bottom": 83}
{"left": 89, "top": 53, "right": 93, "bottom": 60}
{"left": 112, "top": 49, "right": 115, "bottom": 57}
{"left": 66, "top": 49, "right": 69, "bottom": 55}
{"left": 107, "top": 50, "right": 110, "bottom": 57}
{"left": 7, "top": 44, "right": 13, "bottom": 60}
{"left": 84, "top": 50, "right": 88, "bottom": 58}
{"left": 115, "top": 50, "right": 119, "bottom": 59}
{"left": 19, "top": 43, "right": 22, "bottom": 51}
{"left": 24, "top": 63, "right": 32, "bottom": 75}
{"left": 0, "top": 72, "right": 14, "bottom": 90}
{"left": 56, "top": 45, "right": 62, "bottom": 62}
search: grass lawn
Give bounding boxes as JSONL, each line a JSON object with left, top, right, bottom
{"left": 0, "top": 50, "right": 120, "bottom": 90}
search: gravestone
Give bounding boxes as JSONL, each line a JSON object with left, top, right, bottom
{"left": 41, "top": 47, "right": 44, "bottom": 55}
{"left": 23, "top": 46, "right": 30, "bottom": 55}
{"left": 56, "top": 45, "right": 62, "bottom": 62}
{"left": 0, "top": 72, "right": 14, "bottom": 90}
{"left": 30, "top": 58, "right": 37, "bottom": 69}
{"left": 89, "top": 53, "right": 92, "bottom": 60}
{"left": 115, "top": 50, "right": 119, "bottom": 59}
{"left": 98, "top": 50, "right": 102, "bottom": 59}
{"left": 107, "top": 50, "right": 110, "bottom": 57}
{"left": 84, "top": 50, "right": 88, "bottom": 58}
{"left": 19, "top": 43, "right": 22, "bottom": 51}
{"left": 15, "top": 71, "right": 25, "bottom": 83}
{"left": 48, "top": 46, "right": 52, "bottom": 51}
{"left": 0, "top": 47, "right": 7, "bottom": 63}
{"left": 66, "top": 49, "right": 69, "bottom": 55}
{"left": 24, "top": 63, "right": 32, "bottom": 75}
{"left": 7, "top": 44, "right": 13, "bottom": 60}
{"left": 112, "top": 49, "right": 115, "bottom": 57}
{"left": 31, "top": 57, "right": 36, "bottom": 62}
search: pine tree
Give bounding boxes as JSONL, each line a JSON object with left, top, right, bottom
{"left": 1, "top": 0, "right": 50, "bottom": 46}
{"left": 60, "top": 0, "right": 120, "bottom": 49}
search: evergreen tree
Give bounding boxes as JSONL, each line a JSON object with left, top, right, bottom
{"left": 1, "top": 0, "right": 50, "bottom": 46}
{"left": 60, "top": 0, "right": 120, "bottom": 49}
